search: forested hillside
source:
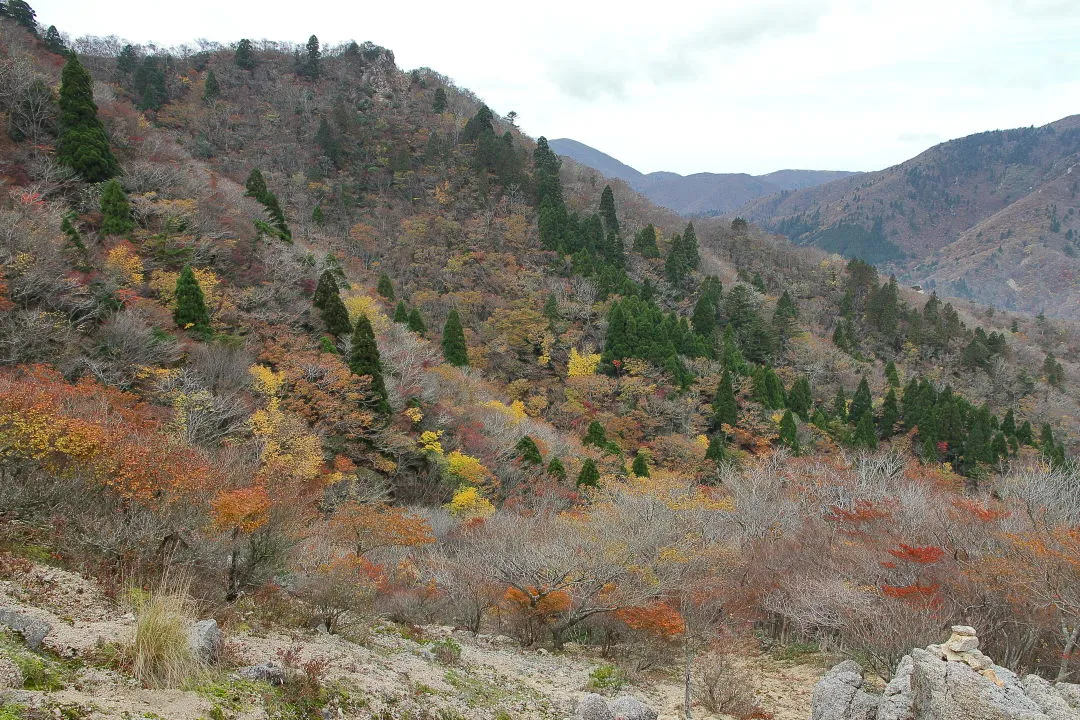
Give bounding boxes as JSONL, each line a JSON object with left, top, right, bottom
{"left": 1, "top": 7, "right": 1080, "bottom": 718}
{"left": 738, "top": 116, "right": 1080, "bottom": 317}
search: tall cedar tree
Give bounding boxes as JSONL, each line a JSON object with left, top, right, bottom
{"left": 853, "top": 413, "right": 878, "bottom": 450}
{"left": 576, "top": 459, "right": 600, "bottom": 489}
{"left": 772, "top": 290, "right": 799, "bottom": 342}
{"left": 787, "top": 376, "right": 812, "bottom": 421}
{"left": 203, "top": 69, "right": 220, "bottom": 103}
{"left": 173, "top": 265, "right": 211, "bottom": 334}
{"left": 880, "top": 388, "right": 900, "bottom": 438}
{"left": 43, "top": 26, "right": 66, "bottom": 54}
{"left": 234, "top": 39, "right": 256, "bottom": 70}
{"left": 631, "top": 450, "right": 649, "bottom": 477}
{"left": 312, "top": 270, "right": 351, "bottom": 337}
{"left": 57, "top": 55, "right": 119, "bottom": 182}
{"left": 393, "top": 301, "right": 409, "bottom": 323}
{"left": 779, "top": 410, "right": 799, "bottom": 453}
{"left": 6, "top": 0, "right": 37, "bottom": 33}
{"left": 245, "top": 169, "right": 290, "bottom": 241}
{"left": 376, "top": 274, "right": 395, "bottom": 300}
{"left": 885, "top": 360, "right": 900, "bottom": 387}
{"left": 599, "top": 185, "right": 619, "bottom": 236}
{"left": 442, "top": 309, "right": 468, "bottom": 366}
{"left": 406, "top": 308, "right": 426, "bottom": 336}
{"left": 712, "top": 370, "right": 738, "bottom": 429}
{"left": 848, "top": 377, "right": 873, "bottom": 426}
{"left": 832, "top": 387, "right": 848, "bottom": 422}
{"left": 516, "top": 436, "right": 543, "bottom": 466}
{"left": 99, "top": 180, "right": 134, "bottom": 236}
{"left": 692, "top": 294, "right": 717, "bottom": 336}
{"left": 348, "top": 314, "right": 390, "bottom": 416}
{"left": 705, "top": 434, "right": 727, "bottom": 464}
{"left": 432, "top": 87, "right": 447, "bottom": 112}
{"left": 633, "top": 224, "right": 660, "bottom": 258}
{"left": 547, "top": 457, "right": 567, "bottom": 481}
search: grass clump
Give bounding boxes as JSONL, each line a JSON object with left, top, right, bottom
{"left": 128, "top": 580, "right": 204, "bottom": 688}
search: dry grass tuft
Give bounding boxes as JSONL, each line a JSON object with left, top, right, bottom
{"left": 128, "top": 576, "right": 204, "bottom": 688}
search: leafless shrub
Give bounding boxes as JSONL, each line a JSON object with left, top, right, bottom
{"left": 695, "top": 652, "right": 759, "bottom": 717}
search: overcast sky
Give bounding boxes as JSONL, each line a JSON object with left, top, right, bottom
{"left": 34, "top": 0, "right": 1080, "bottom": 175}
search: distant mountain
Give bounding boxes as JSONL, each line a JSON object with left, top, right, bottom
{"left": 548, "top": 138, "right": 857, "bottom": 215}
{"left": 737, "top": 115, "right": 1080, "bottom": 318}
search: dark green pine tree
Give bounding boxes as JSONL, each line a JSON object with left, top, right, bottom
{"left": 57, "top": 55, "right": 119, "bottom": 182}
{"left": 516, "top": 436, "right": 543, "bottom": 467}
{"left": 312, "top": 271, "right": 351, "bottom": 337}
{"left": 879, "top": 388, "right": 899, "bottom": 439}
{"left": 832, "top": 387, "right": 848, "bottom": 423}
{"left": 406, "top": 308, "right": 426, "bottom": 336}
{"left": 173, "top": 265, "right": 211, "bottom": 335}
{"left": 848, "top": 377, "right": 873, "bottom": 426}
{"left": 853, "top": 413, "right": 878, "bottom": 450}
{"left": 1043, "top": 353, "right": 1065, "bottom": 389}
{"left": 753, "top": 366, "right": 786, "bottom": 410}
{"left": 991, "top": 432, "right": 1009, "bottom": 461}
{"left": 664, "top": 233, "right": 688, "bottom": 285}
{"left": 348, "top": 314, "right": 390, "bottom": 416}
{"left": 43, "top": 25, "right": 66, "bottom": 54}
{"left": 1001, "top": 409, "right": 1017, "bottom": 438}
{"left": 884, "top": 361, "right": 900, "bottom": 387}
{"left": 393, "top": 301, "right": 409, "bottom": 323}
{"left": 751, "top": 272, "right": 766, "bottom": 293}
{"left": 6, "top": 0, "right": 37, "bottom": 32}
{"left": 441, "top": 309, "right": 468, "bottom": 366}
{"left": 779, "top": 410, "right": 799, "bottom": 454}
{"left": 705, "top": 434, "right": 727, "bottom": 465}
{"left": 631, "top": 450, "right": 649, "bottom": 478}
{"left": 298, "top": 35, "right": 321, "bottom": 78}
{"left": 547, "top": 457, "right": 567, "bottom": 481}
{"left": 376, "top": 273, "right": 395, "bottom": 300}
{"left": 721, "top": 326, "right": 748, "bottom": 376}
{"left": 772, "top": 289, "right": 799, "bottom": 343}
{"left": 583, "top": 420, "right": 608, "bottom": 449}
{"left": 543, "top": 293, "right": 559, "bottom": 322}
{"left": 712, "top": 370, "right": 738, "bottom": 429}
{"left": 691, "top": 293, "right": 717, "bottom": 336}
{"left": 234, "top": 39, "right": 256, "bottom": 70}
{"left": 432, "top": 87, "right": 447, "bottom": 113}
{"left": 787, "top": 376, "right": 812, "bottom": 421}
{"left": 1017, "top": 420, "right": 1035, "bottom": 446}
{"left": 245, "top": 168, "right": 268, "bottom": 199}
{"left": 682, "top": 222, "right": 700, "bottom": 270}
{"left": 576, "top": 458, "right": 600, "bottom": 489}
{"left": 533, "top": 138, "right": 566, "bottom": 250}
{"left": 1040, "top": 424, "right": 1066, "bottom": 466}
{"left": 202, "top": 69, "right": 220, "bottom": 103}
{"left": 99, "top": 180, "right": 134, "bottom": 236}
{"left": 632, "top": 224, "right": 660, "bottom": 258}
{"left": 599, "top": 185, "right": 619, "bottom": 236}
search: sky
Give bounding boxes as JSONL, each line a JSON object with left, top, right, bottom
{"left": 34, "top": 0, "right": 1080, "bottom": 176}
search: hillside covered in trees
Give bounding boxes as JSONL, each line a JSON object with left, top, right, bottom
{"left": 1, "top": 5, "right": 1080, "bottom": 718}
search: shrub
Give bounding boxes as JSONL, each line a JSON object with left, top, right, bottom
{"left": 586, "top": 663, "right": 627, "bottom": 693}
{"left": 128, "top": 581, "right": 203, "bottom": 688}
{"left": 430, "top": 638, "right": 462, "bottom": 666}
{"left": 695, "top": 653, "right": 760, "bottom": 718}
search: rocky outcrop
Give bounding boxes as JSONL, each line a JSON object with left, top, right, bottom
{"left": 0, "top": 654, "right": 23, "bottom": 690}
{"left": 0, "top": 607, "right": 51, "bottom": 649}
{"left": 575, "top": 693, "right": 657, "bottom": 720}
{"left": 188, "top": 619, "right": 223, "bottom": 664}
{"left": 809, "top": 626, "right": 1080, "bottom": 720}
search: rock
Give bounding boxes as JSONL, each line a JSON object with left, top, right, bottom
{"left": 1022, "top": 675, "right": 1080, "bottom": 720}
{"left": 1056, "top": 683, "right": 1080, "bottom": 709}
{"left": 0, "top": 654, "right": 23, "bottom": 690}
{"left": 575, "top": 693, "right": 615, "bottom": 720}
{"left": 0, "top": 608, "right": 51, "bottom": 649}
{"left": 946, "top": 633, "right": 981, "bottom": 653}
{"left": 910, "top": 646, "right": 1047, "bottom": 720}
{"left": 609, "top": 696, "right": 658, "bottom": 720}
{"left": 189, "top": 619, "right": 224, "bottom": 664}
{"left": 811, "top": 660, "right": 879, "bottom": 720}
{"left": 236, "top": 661, "right": 286, "bottom": 685}
{"left": 952, "top": 625, "right": 978, "bottom": 637}
{"left": 878, "top": 655, "right": 913, "bottom": 720}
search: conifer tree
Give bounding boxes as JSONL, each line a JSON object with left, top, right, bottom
{"left": 779, "top": 410, "right": 799, "bottom": 454}
{"left": 705, "top": 434, "right": 727, "bottom": 464}
{"left": 1001, "top": 409, "right": 1017, "bottom": 438}
{"left": 547, "top": 457, "right": 567, "bottom": 481}
{"left": 880, "top": 388, "right": 899, "bottom": 439}
{"left": 442, "top": 309, "right": 468, "bottom": 366}
{"left": 543, "top": 293, "right": 559, "bottom": 322}
{"left": 407, "top": 308, "right": 426, "bottom": 336}
{"left": 631, "top": 450, "right": 649, "bottom": 478}
{"left": 787, "top": 376, "right": 812, "bottom": 421}
{"left": 853, "top": 413, "right": 878, "bottom": 450}
{"left": 99, "top": 180, "right": 134, "bottom": 236}
{"left": 234, "top": 39, "right": 256, "bottom": 70}
{"left": 632, "top": 224, "right": 660, "bottom": 258}
{"left": 1043, "top": 353, "right": 1065, "bottom": 389}
{"left": 583, "top": 420, "right": 608, "bottom": 449}
{"left": 6, "top": 0, "right": 37, "bottom": 33}
{"left": 991, "top": 432, "right": 1009, "bottom": 461}
{"left": 848, "top": 377, "right": 873, "bottom": 426}
{"left": 57, "top": 55, "right": 119, "bottom": 182}
{"left": 312, "top": 271, "right": 351, "bottom": 337}
{"left": 348, "top": 314, "right": 390, "bottom": 415}
{"left": 576, "top": 459, "right": 600, "bottom": 489}
{"left": 721, "top": 326, "right": 748, "bottom": 376}
{"left": 599, "top": 185, "right": 619, "bottom": 236}
{"left": 432, "top": 87, "right": 447, "bottom": 113}
{"left": 772, "top": 289, "right": 799, "bottom": 342}
{"left": 533, "top": 138, "right": 566, "bottom": 250}
{"left": 393, "top": 301, "right": 409, "bottom": 323}
{"left": 43, "top": 25, "right": 66, "bottom": 54}
{"left": 692, "top": 294, "right": 717, "bottom": 337}
{"left": 376, "top": 273, "right": 394, "bottom": 300}
{"left": 202, "top": 69, "right": 220, "bottom": 103}
{"left": 244, "top": 168, "right": 290, "bottom": 241}
{"left": 832, "top": 387, "right": 848, "bottom": 423}
{"left": 682, "top": 222, "right": 700, "bottom": 270}
{"left": 712, "top": 370, "right": 738, "bottom": 429}
{"left": 751, "top": 272, "right": 766, "bottom": 293}
{"left": 1017, "top": 421, "right": 1035, "bottom": 446}
{"left": 884, "top": 361, "right": 900, "bottom": 387}
{"left": 298, "top": 35, "right": 320, "bottom": 78}
{"left": 173, "top": 265, "right": 211, "bottom": 335}
{"left": 516, "top": 436, "right": 543, "bottom": 466}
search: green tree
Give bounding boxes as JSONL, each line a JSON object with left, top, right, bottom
{"left": 99, "top": 180, "right": 134, "bottom": 235}
{"left": 348, "top": 314, "right": 390, "bottom": 415}
{"left": 879, "top": 388, "right": 899, "bottom": 439}
{"left": 853, "top": 413, "right": 878, "bottom": 450}
{"left": 779, "top": 410, "right": 799, "bottom": 453}
{"left": 516, "top": 436, "right": 543, "bottom": 467}
{"left": 848, "top": 377, "right": 872, "bottom": 426}
{"left": 406, "top": 308, "right": 426, "bottom": 336}
{"left": 234, "top": 39, "right": 256, "bottom": 70}
{"left": 576, "top": 459, "right": 600, "bottom": 489}
{"left": 787, "top": 376, "right": 812, "bottom": 421}
{"left": 57, "top": 55, "right": 119, "bottom": 182}
{"left": 631, "top": 450, "right": 649, "bottom": 478}
{"left": 583, "top": 420, "right": 608, "bottom": 449}
{"left": 547, "top": 457, "right": 567, "bottom": 481}
{"left": 832, "top": 387, "right": 848, "bottom": 423}
{"left": 43, "top": 25, "right": 66, "bottom": 54}
{"left": 751, "top": 272, "right": 766, "bottom": 293}
{"left": 1001, "top": 409, "right": 1017, "bottom": 438}
{"left": 632, "top": 224, "right": 660, "bottom": 258}
{"left": 202, "top": 68, "right": 220, "bottom": 103}
{"left": 432, "top": 87, "right": 447, "bottom": 113}
{"left": 705, "top": 434, "right": 727, "bottom": 465}
{"left": 297, "top": 35, "right": 320, "bottom": 78}
{"left": 173, "top": 265, "right": 211, "bottom": 335}
{"left": 376, "top": 273, "right": 395, "bottom": 300}
{"left": 1043, "top": 353, "right": 1065, "bottom": 389}
{"left": 884, "top": 360, "right": 900, "bottom": 387}
{"left": 599, "top": 185, "right": 619, "bottom": 236}
{"left": 682, "top": 222, "right": 700, "bottom": 270}
{"left": 442, "top": 309, "right": 468, "bottom": 366}
{"left": 312, "top": 270, "right": 351, "bottom": 337}
{"left": 712, "top": 370, "right": 738, "bottom": 429}
{"left": 5, "top": 0, "right": 37, "bottom": 32}
{"left": 245, "top": 168, "right": 290, "bottom": 241}
{"left": 543, "top": 293, "right": 559, "bottom": 322}
{"left": 393, "top": 301, "right": 409, "bottom": 323}
{"left": 1017, "top": 421, "right": 1035, "bottom": 446}
{"left": 692, "top": 293, "right": 717, "bottom": 337}
{"left": 772, "top": 289, "right": 799, "bottom": 342}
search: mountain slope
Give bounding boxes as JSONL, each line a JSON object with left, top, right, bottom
{"left": 738, "top": 115, "right": 1080, "bottom": 317}
{"left": 549, "top": 138, "right": 858, "bottom": 216}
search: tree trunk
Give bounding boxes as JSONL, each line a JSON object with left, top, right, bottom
{"left": 683, "top": 638, "right": 694, "bottom": 720}
{"left": 1057, "top": 624, "right": 1080, "bottom": 682}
